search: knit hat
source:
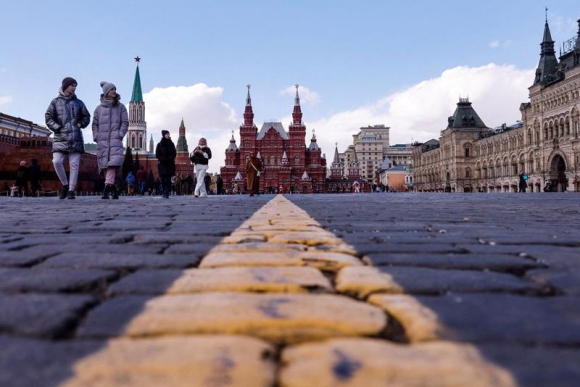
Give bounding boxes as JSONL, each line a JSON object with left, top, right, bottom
{"left": 162, "top": 130, "right": 170, "bottom": 137}
{"left": 61, "top": 77, "right": 77, "bottom": 91}
{"left": 100, "top": 81, "right": 116, "bottom": 97}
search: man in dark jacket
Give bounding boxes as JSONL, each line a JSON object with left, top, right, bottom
{"left": 28, "top": 158, "right": 41, "bottom": 197}
{"left": 155, "top": 130, "right": 176, "bottom": 199}
{"left": 15, "top": 161, "right": 28, "bottom": 197}
{"left": 45, "top": 77, "right": 91, "bottom": 200}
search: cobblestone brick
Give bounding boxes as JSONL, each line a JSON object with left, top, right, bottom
{"left": 369, "top": 294, "right": 580, "bottom": 345}
{"left": 0, "top": 294, "right": 94, "bottom": 337}
{"left": 280, "top": 338, "right": 517, "bottom": 387}
{"left": 336, "top": 266, "right": 539, "bottom": 298}
{"left": 0, "top": 268, "right": 117, "bottom": 293}
{"left": 37, "top": 252, "right": 199, "bottom": 270}
{"left": 79, "top": 293, "right": 387, "bottom": 344}
{"left": 109, "top": 266, "right": 333, "bottom": 295}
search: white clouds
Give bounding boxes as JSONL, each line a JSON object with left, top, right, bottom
{"left": 307, "top": 64, "right": 534, "bottom": 156}
{"left": 0, "top": 95, "right": 13, "bottom": 105}
{"left": 281, "top": 85, "right": 321, "bottom": 106}
{"left": 144, "top": 83, "right": 238, "bottom": 172}
{"left": 489, "top": 40, "right": 513, "bottom": 49}
{"left": 141, "top": 65, "right": 535, "bottom": 173}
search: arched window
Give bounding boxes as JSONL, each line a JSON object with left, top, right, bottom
{"left": 294, "top": 155, "right": 300, "bottom": 164}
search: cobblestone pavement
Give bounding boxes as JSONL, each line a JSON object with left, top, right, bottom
{"left": 0, "top": 193, "right": 579, "bottom": 386}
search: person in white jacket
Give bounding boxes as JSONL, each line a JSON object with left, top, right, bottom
{"left": 189, "top": 137, "right": 212, "bottom": 197}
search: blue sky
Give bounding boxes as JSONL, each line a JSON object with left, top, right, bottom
{"left": 1, "top": 1, "right": 579, "bottom": 172}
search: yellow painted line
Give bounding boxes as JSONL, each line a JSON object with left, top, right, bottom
{"left": 62, "top": 195, "right": 517, "bottom": 386}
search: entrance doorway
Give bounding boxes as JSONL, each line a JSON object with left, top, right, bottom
{"left": 550, "top": 155, "right": 568, "bottom": 192}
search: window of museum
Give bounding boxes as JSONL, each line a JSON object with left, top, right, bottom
{"left": 575, "top": 121, "right": 579, "bottom": 139}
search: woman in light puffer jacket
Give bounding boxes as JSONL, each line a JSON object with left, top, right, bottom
{"left": 92, "top": 81, "right": 129, "bottom": 199}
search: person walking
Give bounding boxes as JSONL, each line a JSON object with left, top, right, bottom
{"left": 15, "top": 161, "right": 28, "bottom": 197}
{"left": 126, "top": 171, "right": 136, "bottom": 195}
{"left": 155, "top": 130, "right": 176, "bottom": 199}
{"left": 45, "top": 77, "right": 91, "bottom": 199}
{"left": 28, "top": 158, "right": 41, "bottom": 197}
{"left": 216, "top": 175, "right": 224, "bottom": 195}
{"left": 136, "top": 165, "right": 147, "bottom": 195}
{"left": 189, "top": 137, "right": 212, "bottom": 197}
{"left": 518, "top": 173, "right": 528, "bottom": 193}
{"left": 245, "top": 150, "right": 263, "bottom": 196}
{"left": 92, "top": 81, "right": 128, "bottom": 200}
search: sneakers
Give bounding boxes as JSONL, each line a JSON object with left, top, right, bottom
{"left": 59, "top": 185, "right": 69, "bottom": 200}
{"left": 67, "top": 190, "right": 75, "bottom": 200}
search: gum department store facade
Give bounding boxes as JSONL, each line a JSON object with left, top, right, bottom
{"left": 413, "top": 17, "right": 580, "bottom": 193}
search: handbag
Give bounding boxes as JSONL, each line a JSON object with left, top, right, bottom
{"left": 251, "top": 162, "right": 261, "bottom": 177}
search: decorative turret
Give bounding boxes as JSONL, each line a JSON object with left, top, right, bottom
{"left": 575, "top": 19, "right": 580, "bottom": 53}
{"left": 243, "top": 84, "right": 255, "bottom": 127}
{"left": 149, "top": 134, "right": 154, "bottom": 154}
{"left": 240, "top": 84, "right": 258, "bottom": 160}
{"left": 175, "top": 118, "right": 189, "bottom": 153}
{"left": 347, "top": 145, "right": 361, "bottom": 180}
{"left": 288, "top": 84, "right": 306, "bottom": 171}
{"left": 127, "top": 56, "right": 147, "bottom": 150}
{"left": 308, "top": 129, "right": 320, "bottom": 151}
{"left": 330, "top": 143, "right": 343, "bottom": 177}
{"left": 534, "top": 12, "right": 560, "bottom": 85}
{"left": 447, "top": 98, "right": 488, "bottom": 129}
{"left": 292, "top": 84, "right": 303, "bottom": 126}
{"left": 225, "top": 131, "right": 239, "bottom": 167}
{"left": 227, "top": 131, "right": 239, "bottom": 151}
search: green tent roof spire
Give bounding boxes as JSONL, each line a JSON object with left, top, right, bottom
{"left": 131, "top": 57, "right": 143, "bottom": 102}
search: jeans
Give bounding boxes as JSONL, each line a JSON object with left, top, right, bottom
{"left": 53, "top": 152, "right": 80, "bottom": 190}
{"left": 194, "top": 164, "right": 209, "bottom": 196}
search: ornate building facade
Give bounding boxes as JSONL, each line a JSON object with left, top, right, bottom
{"left": 413, "top": 16, "right": 580, "bottom": 193}
{"left": 220, "top": 85, "right": 327, "bottom": 194}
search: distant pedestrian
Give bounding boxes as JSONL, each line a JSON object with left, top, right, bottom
{"left": 216, "top": 175, "right": 224, "bottom": 195}
{"left": 245, "top": 150, "right": 263, "bottom": 196}
{"left": 155, "top": 130, "right": 176, "bottom": 199}
{"left": 28, "top": 158, "right": 41, "bottom": 196}
{"left": 92, "top": 81, "right": 128, "bottom": 200}
{"left": 204, "top": 173, "right": 211, "bottom": 194}
{"left": 190, "top": 137, "right": 212, "bottom": 197}
{"left": 136, "top": 165, "right": 147, "bottom": 195}
{"left": 15, "top": 161, "right": 28, "bottom": 197}
{"left": 126, "top": 171, "right": 136, "bottom": 195}
{"left": 45, "top": 77, "right": 91, "bottom": 199}
{"left": 519, "top": 173, "right": 528, "bottom": 193}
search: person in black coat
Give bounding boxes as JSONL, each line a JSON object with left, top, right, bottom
{"left": 155, "top": 130, "right": 176, "bottom": 199}
{"left": 28, "top": 158, "right": 41, "bottom": 197}
{"left": 15, "top": 161, "right": 28, "bottom": 197}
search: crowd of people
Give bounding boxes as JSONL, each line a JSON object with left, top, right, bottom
{"left": 10, "top": 75, "right": 262, "bottom": 199}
